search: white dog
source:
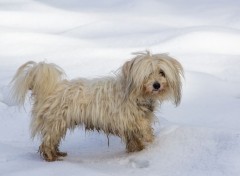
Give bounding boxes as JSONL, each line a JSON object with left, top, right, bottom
{"left": 11, "top": 51, "right": 184, "bottom": 161}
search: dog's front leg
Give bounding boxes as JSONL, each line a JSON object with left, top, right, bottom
{"left": 125, "top": 132, "right": 144, "bottom": 153}
{"left": 137, "top": 117, "right": 154, "bottom": 143}
{"left": 141, "top": 120, "right": 154, "bottom": 143}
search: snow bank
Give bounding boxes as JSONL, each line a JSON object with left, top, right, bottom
{"left": 0, "top": 0, "right": 240, "bottom": 175}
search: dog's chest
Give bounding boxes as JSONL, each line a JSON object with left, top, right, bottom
{"left": 136, "top": 98, "right": 155, "bottom": 112}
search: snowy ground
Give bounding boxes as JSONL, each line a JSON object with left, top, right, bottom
{"left": 1, "top": 0, "right": 240, "bottom": 175}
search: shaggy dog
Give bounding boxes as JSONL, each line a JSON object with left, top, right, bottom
{"left": 11, "top": 51, "right": 184, "bottom": 161}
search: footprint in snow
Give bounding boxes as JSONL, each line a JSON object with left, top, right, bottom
{"left": 129, "top": 158, "right": 149, "bottom": 168}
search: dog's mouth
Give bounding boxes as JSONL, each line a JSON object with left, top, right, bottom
{"left": 152, "top": 88, "right": 164, "bottom": 94}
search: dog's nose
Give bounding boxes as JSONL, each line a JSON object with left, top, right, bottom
{"left": 153, "top": 82, "right": 161, "bottom": 90}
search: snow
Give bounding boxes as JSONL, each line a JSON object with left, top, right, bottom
{"left": 1, "top": 0, "right": 240, "bottom": 175}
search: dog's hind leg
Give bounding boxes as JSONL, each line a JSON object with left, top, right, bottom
{"left": 39, "top": 119, "right": 68, "bottom": 161}
{"left": 55, "top": 144, "right": 67, "bottom": 157}
{"left": 39, "top": 136, "right": 67, "bottom": 161}
{"left": 39, "top": 142, "right": 57, "bottom": 162}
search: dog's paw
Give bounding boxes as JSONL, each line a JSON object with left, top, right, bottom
{"left": 57, "top": 151, "right": 67, "bottom": 157}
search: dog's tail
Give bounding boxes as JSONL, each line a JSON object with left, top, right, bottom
{"left": 10, "top": 61, "right": 65, "bottom": 106}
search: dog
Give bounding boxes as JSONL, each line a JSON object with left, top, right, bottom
{"left": 10, "top": 51, "right": 184, "bottom": 161}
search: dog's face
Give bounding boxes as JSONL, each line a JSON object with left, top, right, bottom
{"left": 122, "top": 52, "right": 184, "bottom": 105}
{"left": 143, "top": 68, "right": 167, "bottom": 95}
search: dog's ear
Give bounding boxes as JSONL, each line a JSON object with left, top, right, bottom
{"left": 169, "top": 58, "right": 184, "bottom": 76}
{"left": 122, "top": 60, "right": 133, "bottom": 78}
{"left": 122, "top": 59, "right": 135, "bottom": 99}
{"left": 168, "top": 58, "right": 184, "bottom": 106}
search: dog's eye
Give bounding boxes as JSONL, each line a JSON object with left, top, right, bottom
{"left": 159, "top": 70, "right": 165, "bottom": 77}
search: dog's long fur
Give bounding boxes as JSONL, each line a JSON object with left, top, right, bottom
{"left": 11, "top": 51, "right": 184, "bottom": 161}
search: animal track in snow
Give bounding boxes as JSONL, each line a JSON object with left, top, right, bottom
{"left": 129, "top": 158, "right": 149, "bottom": 168}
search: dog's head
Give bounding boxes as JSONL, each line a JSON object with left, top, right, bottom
{"left": 122, "top": 51, "right": 184, "bottom": 106}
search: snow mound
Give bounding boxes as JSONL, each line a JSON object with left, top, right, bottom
{"left": 0, "top": 0, "right": 240, "bottom": 175}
